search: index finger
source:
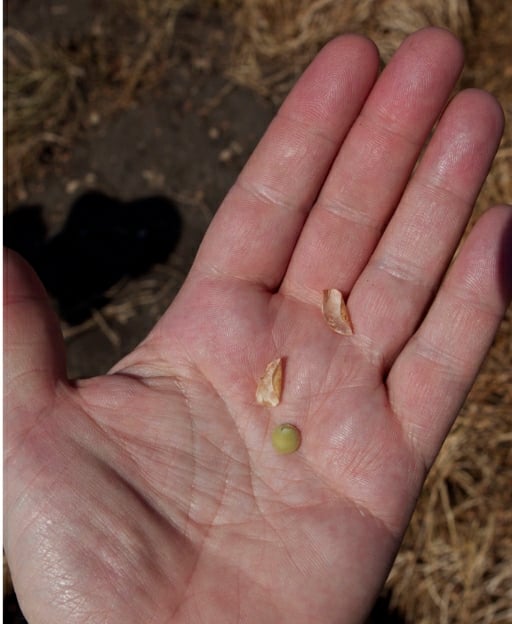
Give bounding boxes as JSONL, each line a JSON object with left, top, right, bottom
{"left": 191, "top": 34, "right": 379, "bottom": 290}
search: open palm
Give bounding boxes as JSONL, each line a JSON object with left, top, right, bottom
{"left": 5, "top": 28, "right": 512, "bottom": 624}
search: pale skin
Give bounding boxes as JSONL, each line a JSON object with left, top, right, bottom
{"left": 4, "top": 27, "right": 512, "bottom": 624}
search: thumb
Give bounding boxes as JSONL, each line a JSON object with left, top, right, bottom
{"left": 4, "top": 249, "right": 68, "bottom": 423}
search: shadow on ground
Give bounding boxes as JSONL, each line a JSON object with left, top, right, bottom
{"left": 4, "top": 191, "right": 182, "bottom": 325}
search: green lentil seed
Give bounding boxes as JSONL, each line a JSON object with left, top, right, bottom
{"left": 271, "top": 423, "right": 301, "bottom": 454}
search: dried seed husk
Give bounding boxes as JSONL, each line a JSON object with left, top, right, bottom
{"left": 271, "top": 423, "right": 301, "bottom": 454}
{"left": 322, "top": 288, "right": 353, "bottom": 335}
{"left": 255, "top": 357, "right": 283, "bottom": 407}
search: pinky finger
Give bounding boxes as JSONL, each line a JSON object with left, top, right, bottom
{"left": 387, "top": 205, "right": 512, "bottom": 469}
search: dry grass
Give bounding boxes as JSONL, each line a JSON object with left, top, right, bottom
{"left": 4, "top": 1, "right": 512, "bottom": 622}
{"left": 387, "top": 313, "right": 512, "bottom": 623}
{"left": 4, "top": 0, "right": 190, "bottom": 202}
{"left": 224, "top": 0, "right": 375, "bottom": 100}
{"left": 4, "top": 28, "right": 84, "bottom": 200}
{"left": 225, "top": 0, "right": 475, "bottom": 99}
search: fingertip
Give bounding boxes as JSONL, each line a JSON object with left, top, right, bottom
{"left": 321, "top": 31, "right": 380, "bottom": 62}
{"left": 282, "top": 32, "right": 380, "bottom": 123}
{"left": 404, "top": 26, "right": 465, "bottom": 60}
{"left": 325, "top": 32, "right": 381, "bottom": 79}
{"left": 396, "top": 26, "right": 465, "bottom": 86}
{"left": 451, "top": 88, "right": 505, "bottom": 134}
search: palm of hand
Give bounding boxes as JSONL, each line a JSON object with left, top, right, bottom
{"left": 13, "top": 280, "right": 411, "bottom": 624}
{"left": 5, "top": 28, "right": 511, "bottom": 624}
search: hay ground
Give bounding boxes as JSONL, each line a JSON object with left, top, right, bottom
{"left": 4, "top": 1, "right": 512, "bottom": 623}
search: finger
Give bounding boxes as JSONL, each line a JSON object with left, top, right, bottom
{"left": 280, "top": 27, "right": 464, "bottom": 303}
{"left": 190, "top": 34, "right": 380, "bottom": 290}
{"left": 387, "top": 205, "right": 512, "bottom": 469}
{"left": 4, "top": 250, "right": 67, "bottom": 434}
{"left": 348, "top": 89, "right": 504, "bottom": 365}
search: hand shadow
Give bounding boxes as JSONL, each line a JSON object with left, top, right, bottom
{"left": 4, "top": 191, "right": 182, "bottom": 325}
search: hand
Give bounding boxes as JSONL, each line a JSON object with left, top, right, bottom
{"left": 5, "top": 27, "right": 511, "bottom": 624}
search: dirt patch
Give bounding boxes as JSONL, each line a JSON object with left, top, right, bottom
{"left": 5, "top": 2, "right": 275, "bottom": 378}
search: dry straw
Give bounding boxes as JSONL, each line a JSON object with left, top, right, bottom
{"left": 4, "top": 0, "right": 190, "bottom": 202}
{"left": 4, "top": 28, "right": 84, "bottom": 199}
